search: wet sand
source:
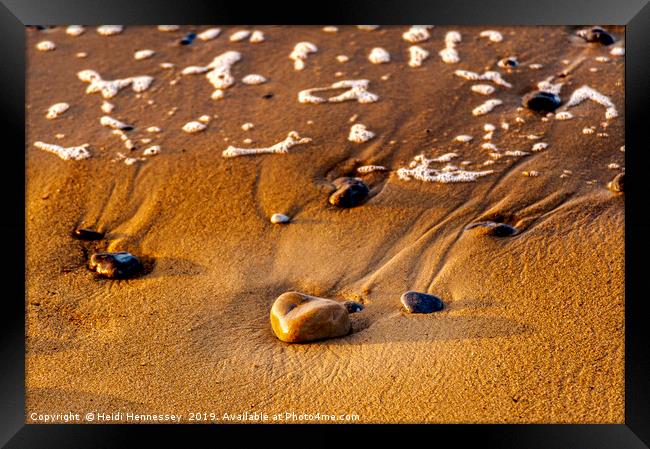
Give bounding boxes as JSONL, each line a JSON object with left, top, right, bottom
{"left": 26, "top": 25, "right": 624, "bottom": 423}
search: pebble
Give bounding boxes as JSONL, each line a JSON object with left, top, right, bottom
{"left": 577, "top": 26, "right": 615, "bottom": 45}
{"left": 497, "top": 56, "right": 518, "bottom": 68}
{"left": 343, "top": 301, "right": 364, "bottom": 313}
{"left": 36, "top": 41, "right": 56, "bottom": 51}
{"left": 608, "top": 172, "right": 624, "bottom": 193}
{"left": 270, "top": 291, "right": 351, "bottom": 343}
{"left": 179, "top": 32, "right": 197, "bottom": 45}
{"left": 329, "top": 177, "right": 370, "bottom": 208}
{"left": 522, "top": 91, "right": 562, "bottom": 113}
{"left": 465, "top": 221, "right": 518, "bottom": 237}
{"left": 89, "top": 252, "right": 143, "bottom": 279}
{"left": 270, "top": 213, "right": 290, "bottom": 224}
{"left": 400, "top": 291, "right": 444, "bottom": 314}
{"left": 72, "top": 228, "right": 104, "bottom": 240}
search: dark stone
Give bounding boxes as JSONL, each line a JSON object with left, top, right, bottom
{"left": 262, "top": 93, "right": 274, "bottom": 99}
{"left": 329, "top": 177, "right": 369, "bottom": 208}
{"left": 179, "top": 32, "right": 197, "bottom": 45}
{"left": 522, "top": 91, "right": 562, "bottom": 113}
{"left": 89, "top": 252, "right": 143, "bottom": 279}
{"left": 500, "top": 57, "right": 519, "bottom": 68}
{"left": 400, "top": 291, "right": 444, "bottom": 314}
{"left": 608, "top": 172, "right": 624, "bottom": 193}
{"left": 577, "top": 27, "right": 615, "bottom": 46}
{"left": 343, "top": 301, "right": 364, "bottom": 313}
{"left": 72, "top": 228, "right": 104, "bottom": 241}
{"left": 465, "top": 221, "right": 518, "bottom": 237}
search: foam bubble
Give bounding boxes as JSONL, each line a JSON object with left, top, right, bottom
{"left": 357, "top": 165, "right": 386, "bottom": 174}
{"left": 454, "top": 70, "right": 511, "bottom": 88}
{"left": 197, "top": 28, "right": 221, "bottom": 41}
{"left": 100, "top": 115, "right": 132, "bottom": 130}
{"left": 143, "top": 145, "right": 161, "bottom": 156}
{"left": 472, "top": 99, "right": 503, "bottom": 116}
{"left": 408, "top": 45, "right": 429, "bottom": 67}
{"left": 290, "top": 42, "right": 317, "bottom": 70}
{"left": 471, "top": 84, "right": 495, "bottom": 95}
{"left": 454, "top": 135, "right": 473, "bottom": 142}
{"left": 242, "top": 74, "right": 267, "bottom": 85}
{"left": 183, "top": 51, "right": 242, "bottom": 93}
{"left": 46, "top": 103, "right": 69, "bottom": 119}
{"left": 610, "top": 46, "right": 625, "bottom": 56}
{"left": 479, "top": 30, "right": 503, "bottom": 42}
{"left": 402, "top": 25, "right": 432, "bottom": 43}
{"left": 222, "top": 131, "right": 311, "bottom": 158}
{"left": 348, "top": 124, "right": 375, "bottom": 143}
{"left": 182, "top": 121, "right": 207, "bottom": 133}
{"left": 249, "top": 30, "right": 265, "bottom": 43}
{"left": 554, "top": 111, "right": 573, "bottom": 120}
{"left": 229, "top": 30, "right": 251, "bottom": 42}
{"left": 77, "top": 69, "right": 153, "bottom": 99}
{"left": 97, "top": 25, "right": 123, "bottom": 36}
{"left": 323, "top": 26, "right": 338, "bottom": 33}
{"left": 565, "top": 85, "right": 618, "bottom": 119}
{"left": 66, "top": 25, "right": 85, "bottom": 36}
{"left": 34, "top": 141, "right": 91, "bottom": 161}
{"left": 298, "top": 79, "right": 379, "bottom": 104}
{"left": 157, "top": 25, "right": 179, "bottom": 32}
{"left": 531, "top": 142, "right": 548, "bottom": 152}
{"left": 134, "top": 49, "right": 155, "bottom": 60}
{"left": 439, "top": 31, "right": 461, "bottom": 64}
{"left": 36, "top": 41, "right": 56, "bottom": 51}
{"left": 368, "top": 47, "right": 390, "bottom": 64}
{"left": 397, "top": 153, "right": 493, "bottom": 183}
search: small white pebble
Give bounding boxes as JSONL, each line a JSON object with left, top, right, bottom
{"left": 242, "top": 123, "right": 254, "bottom": 131}
{"left": 147, "top": 126, "right": 161, "bottom": 133}
{"left": 76, "top": 52, "right": 87, "bottom": 58}
{"left": 242, "top": 74, "right": 267, "bottom": 85}
{"left": 336, "top": 55, "right": 349, "bottom": 63}
{"left": 249, "top": 30, "right": 265, "bottom": 43}
{"left": 454, "top": 135, "right": 473, "bottom": 142}
{"left": 368, "top": 47, "right": 390, "bottom": 64}
{"left": 198, "top": 115, "right": 211, "bottom": 123}
{"left": 230, "top": 30, "right": 251, "bottom": 42}
{"left": 66, "top": 25, "right": 85, "bottom": 36}
{"left": 197, "top": 28, "right": 221, "bottom": 41}
{"left": 157, "top": 25, "right": 180, "bottom": 32}
{"left": 322, "top": 26, "right": 338, "bottom": 33}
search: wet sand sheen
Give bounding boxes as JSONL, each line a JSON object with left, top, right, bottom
{"left": 26, "top": 25, "right": 624, "bottom": 423}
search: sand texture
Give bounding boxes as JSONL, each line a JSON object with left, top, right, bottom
{"left": 26, "top": 25, "right": 624, "bottom": 423}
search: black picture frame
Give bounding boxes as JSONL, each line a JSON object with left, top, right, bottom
{"left": 2, "top": 0, "right": 648, "bottom": 447}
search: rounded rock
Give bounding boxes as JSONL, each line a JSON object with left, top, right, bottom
{"left": 522, "top": 91, "right": 562, "bottom": 113}
{"left": 270, "top": 213, "right": 290, "bottom": 224}
{"left": 343, "top": 301, "right": 364, "bottom": 313}
{"left": 270, "top": 291, "right": 351, "bottom": 343}
{"left": 608, "top": 172, "right": 624, "bottom": 193}
{"left": 400, "top": 291, "right": 444, "bottom": 314}
{"left": 72, "top": 228, "right": 104, "bottom": 241}
{"left": 89, "top": 251, "right": 143, "bottom": 279}
{"left": 329, "top": 177, "right": 370, "bottom": 208}
{"left": 465, "top": 221, "right": 518, "bottom": 237}
{"left": 578, "top": 27, "right": 615, "bottom": 46}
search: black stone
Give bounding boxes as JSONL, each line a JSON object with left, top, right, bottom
{"left": 343, "top": 301, "right": 364, "bottom": 313}
{"left": 72, "top": 228, "right": 104, "bottom": 241}
{"left": 522, "top": 91, "right": 562, "bottom": 113}
{"left": 329, "top": 177, "right": 370, "bottom": 208}
{"left": 400, "top": 291, "right": 444, "bottom": 314}
{"left": 608, "top": 172, "right": 624, "bottom": 193}
{"left": 500, "top": 57, "right": 519, "bottom": 68}
{"left": 262, "top": 93, "right": 274, "bottom": 99}
{"left": 89, "top": 252, "right": 143, "bottom": 279}
{"left": 577, "top": 27, "right": 615, "bottom": 46}
{"left": 465, "top": 221, "right": 518, "bottom": 237}
{"left": 179, "top": 32, "right": 197, "bottom": 45}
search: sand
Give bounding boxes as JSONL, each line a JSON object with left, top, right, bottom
{"left": 25, "top": 25, "right": 624, "bottom": 423}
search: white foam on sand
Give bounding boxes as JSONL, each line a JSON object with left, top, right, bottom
{"left": 610, "top": 46, "right": 625, "bottom": 56}
{"left": 34, "top": 141, "right": 91, "bottom": 161}
{"left": 408, "top": 46, "right": 429, "bottom": 67}
{"left": 77, "top": 69, "right": 153, "bottom": 99}
{"left": 357, "top": 165, "right": 387, "bottom": 174}
{"left": 358, "top": 25, "right": 380, "bottom": 31}
{"left": 143, "top": 145, "right": 161, "bottom": 156}
{"left": 134, "top": 49, "right": 155, "bottom": 60}
{"left": 537, "top": 76, "right": 563, "bottom": 95}
{"left": 36, "top": 41, "right": 56, "bottom": 51}
{"left": 157, "top": 25, "right": 179, "bottom": 32}
{"left": 249, "top": 30, "right": 265, "bottom": 43}
{"left": 439, "top": 31, "right": 461, "bottom": 64}
{"left": 182, "top": 121, "right": 207, "bottom": 133}
{"left": 46, "top": 103, "right": 69, "bottom": 119}
{"left": 182, "top": 51, "right": 242, "bottom": 96}
{"left": 554, "top": 111, "right": 573, "bottom": 120}
{"left": 348, "top": 124, "right": 375, "bottom": 143}
{"left": 100, "top": 115, "right": 132, "bottom": 130}
{"left": 242, "top": 74, "right": 267, "bottom": 85}
{"left": 398, "top": 153, "right": 493, "bottom": 183}
{"left": 222, "top": 131, "right": 311, "bottom": 158}
{"left": 471, "top": 84, "right": 496, "bottom": 95}
{"left": 323, "top": 26, "right": 338, "bottom": 33}
{"left": 368, "top": 48, "right": 390, "bottom": 64}
{"left": 479, "top": 30, "right": 503, "bottom": 42}
{"left": 229, "top": 30, "right": 251, "bottom": 42}
{"left": 432, "top": 152, "right": 458, "bottom": 162}
{"left": 565, "top": 85, "right": 618, "bottom": 119}
{"left": 532, "top": 142, "right": 548, "bottom": 152}
{"left": 66, "top": 25, "right": 85, "bottom": 36}
{"left": 336, "top": 55, "right": 349, "bottom": 63}
{"left": 454, "top": 135, "right": 473, "bottom": 142}
{"left": 97, "top": 25, "right": 123, "bottom": 36}
{"left": 298, "top": 79, "right": 379, "bottom": 104}
{"left": 472, "top": 99, "right": 503, "bottom": 116}
{"left": 290, "top": 42, "right": 318, "bottom": 70}
{"left": 197, "top": 28, "right": 221, "bottom": 41}
{"left": 454, "top": 70, "right": 512, "bottom": 88}
{"left": 101, "top": 101, "right": 115, "bottom": 113}
{"left": 402, "top": 26, "right": 433, "bottom": 43}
